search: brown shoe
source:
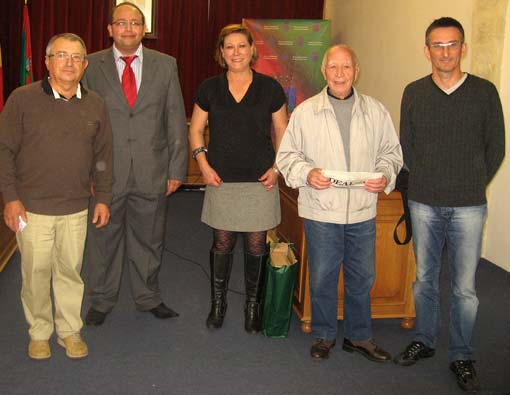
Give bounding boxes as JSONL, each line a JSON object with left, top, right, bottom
{"left": 310, "top": 338, "right": 336, "bottom": 361}
{"left": 342, "top": 338, "right": 392, "bottom": 363}
{"left": 28, "top": 339, "right": 51, "bottom": 360}
{"left": 57, "top": 333, "right": 88, "bottom": 359}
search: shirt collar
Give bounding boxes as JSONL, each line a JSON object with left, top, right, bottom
{"left": 41, "top": 75, "right": 85, "bottom": 100}
{"left": 327, "top": 87, "right": 354, "bottom": 101}
{"left": 316, "top": 86, "right": 361, "bottom": 114}
{"left": 112, "top": 43, "right": 143, "bottom": 62}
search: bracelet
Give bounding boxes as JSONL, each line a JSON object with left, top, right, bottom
{"left": 192, "top": 146, "right": 208, "bottom": 159}
{"left": 272, "top": 167, "right": 280, "bottom": 175}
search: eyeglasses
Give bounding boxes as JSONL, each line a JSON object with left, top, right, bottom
{"left": 47, "top": 51, "right": 86, "bottom": 63}
{"left": 428, "top": 41, "right": 463, "bottom": 51}
{"left": 111, "top": 20, "right": 144, "bottom": 28}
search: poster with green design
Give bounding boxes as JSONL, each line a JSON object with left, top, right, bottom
{"left": 243, "top": 19, "right": 331, "bottom": 112}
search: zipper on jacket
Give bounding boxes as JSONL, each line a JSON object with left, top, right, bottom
{"left": 345, "top": 155, "right": 351, "bottom": 223}
{"left": 346, "top": 187, "right": 350, "bottom": 224}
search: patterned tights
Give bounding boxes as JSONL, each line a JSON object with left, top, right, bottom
{"left": 212, "top": 229, "right": 266, "bottom": 256}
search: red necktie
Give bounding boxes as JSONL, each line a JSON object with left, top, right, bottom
{"left": 121, "top": 56, "right": 137, "bottom": 109}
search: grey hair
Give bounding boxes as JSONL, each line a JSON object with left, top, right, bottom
{"left": 45, "top": 33, "right": 87, "bottom": 57}
{"left": 321, "top": 44, "right": 359, "bottom": 70}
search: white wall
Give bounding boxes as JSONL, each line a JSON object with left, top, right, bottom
{"left": 323, "top": 0, "right": 474, "bottom": 130}
{"left": 483, "top": 2, "right": 510, "bottom": 270}
{"left": 324, "top": 0, "right": 510, "bottom": 270}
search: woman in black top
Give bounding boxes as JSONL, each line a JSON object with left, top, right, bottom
{"left": 189, "top": 24, "right": 288, "bottom": 333}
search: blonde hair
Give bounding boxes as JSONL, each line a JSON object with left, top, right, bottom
{"left": 214, "top": 24, "right": 258, "bottom": 69}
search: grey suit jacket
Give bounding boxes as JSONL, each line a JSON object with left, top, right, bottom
{"left": 82, "top": 47, "right": 187, "bottom": 196}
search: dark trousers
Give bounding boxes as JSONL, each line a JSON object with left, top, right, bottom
{"left": 84, "top": 167, "right": 168, "bottom": 312}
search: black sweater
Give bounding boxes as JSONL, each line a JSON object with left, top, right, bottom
{"left": 400, "top": 74, "right": 505, "bottom": 207}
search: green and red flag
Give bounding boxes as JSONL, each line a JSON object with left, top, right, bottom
{"left": 20, "top": 3, "right": 33, "bottom": 86}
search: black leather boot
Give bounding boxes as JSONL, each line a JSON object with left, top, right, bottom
{"left": 206, "top": 251, "right": 233, "bottom": 329}
{"left": 244, "top": 253, "right": 267, "bottom": 334}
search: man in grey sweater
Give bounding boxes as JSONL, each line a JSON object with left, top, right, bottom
{"left": 393, "top": 17, "right": 505, "bottom": 394}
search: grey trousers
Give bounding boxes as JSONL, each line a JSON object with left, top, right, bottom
{"left": 83, "top": 168, "right": 168, "bottom": 313}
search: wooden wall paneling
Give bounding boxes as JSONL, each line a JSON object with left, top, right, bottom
{"left": 277, "top": 179, "right": 415, "bottom": 333}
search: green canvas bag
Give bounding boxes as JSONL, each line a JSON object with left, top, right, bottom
{"left": 261, "top": 233, "right": 298, "bottom": 338}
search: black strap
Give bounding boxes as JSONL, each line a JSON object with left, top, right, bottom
{"left": 394, "top": 190, "right": 412, "bottom": 245}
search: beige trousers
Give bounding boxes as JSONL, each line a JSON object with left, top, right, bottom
{"left": 16, "top": 209, "right": 88, "bottom": 340}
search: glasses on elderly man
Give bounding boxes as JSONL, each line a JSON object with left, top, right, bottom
{"left": 111, "top": 20, "right": 144, "bottom": 28}
{"left": 47, "top": 51, "right": 86, "bottom": 63}
{"left": 428, "top": 41, "right": 463, "bottom": 51}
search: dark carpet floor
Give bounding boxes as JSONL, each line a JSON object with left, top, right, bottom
{"left": 0, "top": 191, "right": 509, "bottom": 394}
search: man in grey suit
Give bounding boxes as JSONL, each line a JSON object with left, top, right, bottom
{"left": 82, "top": 1, "right": 187, "bottom": 325}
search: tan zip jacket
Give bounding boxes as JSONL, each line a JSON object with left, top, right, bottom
{"left": 276, "top": 87, "right": 402, "bottom": 224}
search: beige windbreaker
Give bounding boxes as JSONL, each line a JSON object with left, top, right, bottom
{"left": 276, "top": 87, "right": 403, "bottom": 224}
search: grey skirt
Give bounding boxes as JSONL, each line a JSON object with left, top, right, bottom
{"left": 201, "top": 182, "right": 281, "bottom": 232}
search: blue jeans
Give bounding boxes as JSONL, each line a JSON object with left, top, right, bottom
{"left": 409, "top": 200, "right": 487, "bottom": 362}
{"left": 304, "top": 218, "right": 375, "bottom": 341}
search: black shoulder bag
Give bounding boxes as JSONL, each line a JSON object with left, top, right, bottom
{"left": 393, "top": 168, "right": 412, "bottom": 245}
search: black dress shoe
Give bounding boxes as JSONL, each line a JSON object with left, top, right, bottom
{"left": 393, "top": 341, "right": 435, "bottom": 366}
{"left": 149, "top": 303, "right": 179, "bottom": 319}
{"left": 342, "top": 338, "right": 392, "bottom": 363}
{"left": 85, "top": 308, "right": 107, "bottom": 326}
{"left": 310, "top": 338, "right": 336, "bottom": 361}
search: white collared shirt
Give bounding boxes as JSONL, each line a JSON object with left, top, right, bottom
{"left": 112, "top": 43, "right": 143, "bottom": 92}
{"left": 50, "top": 83, "right": 82, "bottom": 100}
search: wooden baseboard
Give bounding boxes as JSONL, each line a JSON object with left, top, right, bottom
{"left": 0, "top": 236, "right": 17, "bottom": 272}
